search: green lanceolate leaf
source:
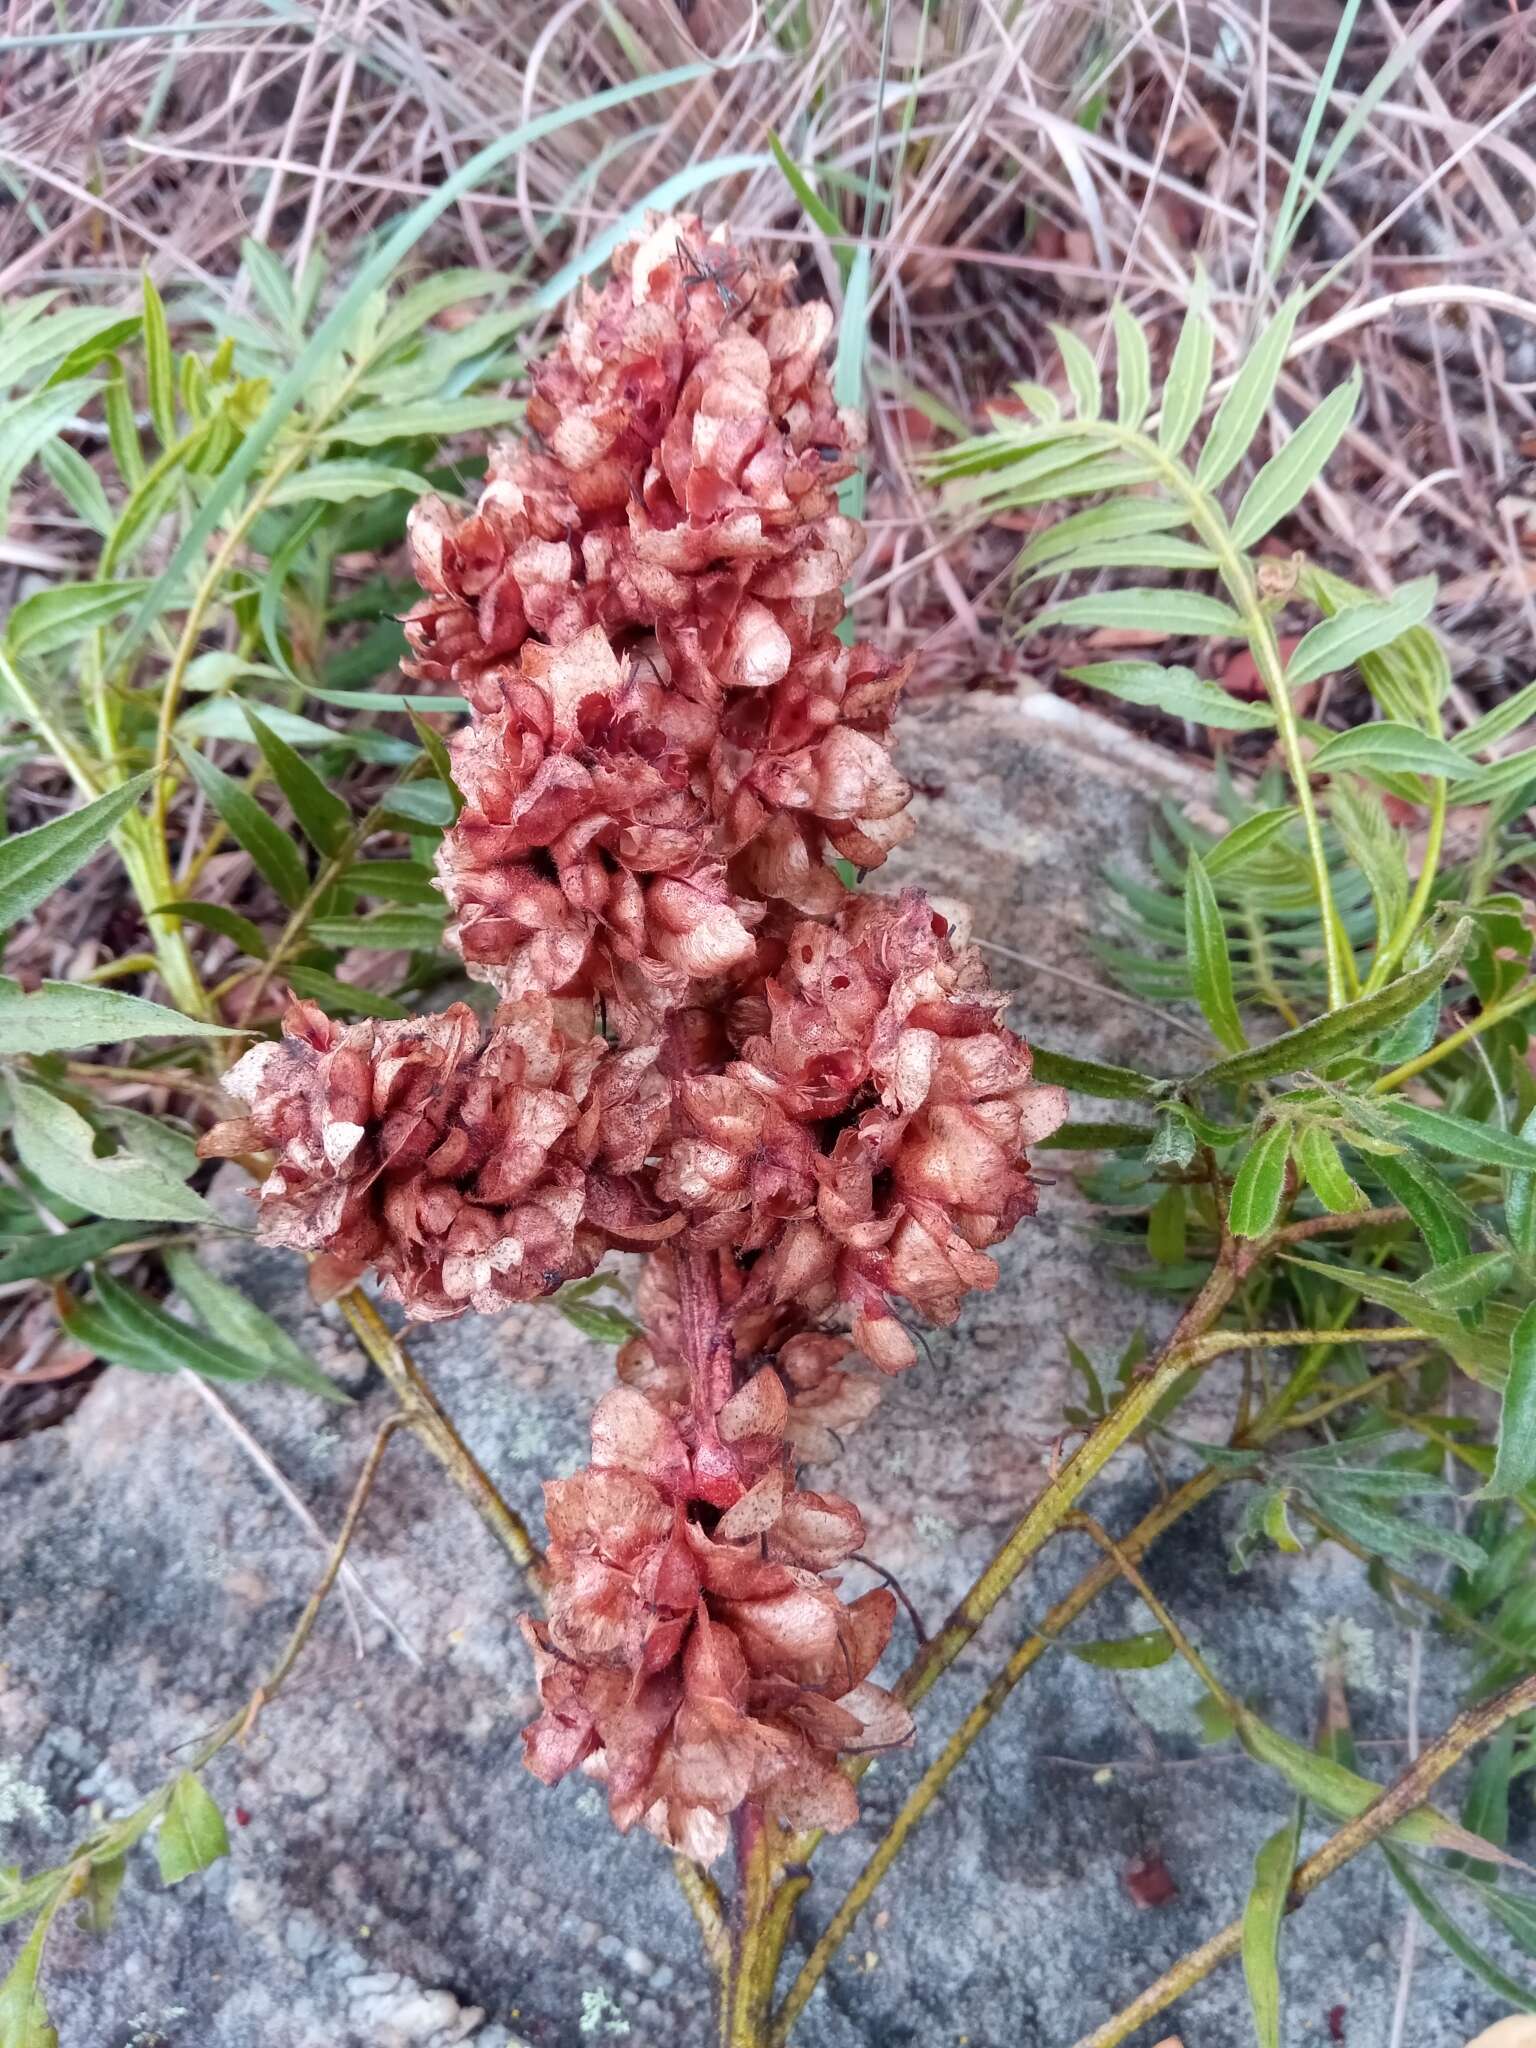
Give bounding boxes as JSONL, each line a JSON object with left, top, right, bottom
{"left": 141, "top": 272, "right": 175, "bottom": 445}
{"left": 1065, "top": 663, "right": 1275, "bottom": 732}
{"left": 1013, "top": 499, "right": 1188, "bottom": 577}
{"left": 0, "top": 1912, "right": 58, "bottom": 2048}
{"left": 1484, "top": 1303, "right": 1536, "bottom": 1501}
{"left": 8, "top": 1079, "right": 214, "bottom": 1225}
{"left": 1241, "top": 1806, "right": 1303, "bottom": 2048}
{"left": 1195, "top": 296, "right": 1300, "bottom": 491}
{"left": 328, "top": 397, "right": 524, "bottom": 446}
{"left": 558, "top": 1298, "right": 641, "bottom": 1344}
{"left": 0, "top": 978, "right": 237, "bottom": 1056}
{"left": 1028, "top": 1047, "right": 1158, "bottom": 1101}
{"left": 1506, "top": 1105, "right": 1536, "bottom": 1258}
{"left": 1310, "top": 721, "right": 1474, "bottom": 781}
{"left": 0, "top": 773, "right": 155, "bottom": 934}
{"left": 1158, "top": 290, "right": 1214, "bottom": 458}
{"left": 1295, "top": 1124, "right": 1366, "bottom": 1213}
{"left": 155, "top": 1773, "right": 230, "bottom": 1886}
{"left": 1051, "top": 324, "right": 1102, "bottom": 421}
{"left": 407, "top": 708, "right": 463, "bottom": 819}
{"left": 1281, "top": 1256, "right": 1508, "bottom": 1381}
{"left": 283, "top": 966, "right": 408, "bottom": 1020}
{"left": 5, "top": 579, "right": 157, "bottom": 661}
{"left": 1111, "top": 304, "right": 1152, "bottom": 430}
{"left": 175, "top": 741, "right": 309, "bottom": 909}
{"left": 1288, "top": 576, "right": 1438, "bottom": 688}
{"left": 1228, "top": 1120, "right": 1292, "bottom": 1238}
{"left": 1184, "top": 918, "right": 1469, "bottom": 1090}
{"left": 0, "top": 1220, "right": 157, "bottom": 1286}
{"left": 1066, "top": 1628, "right": 1175, "bottom": 1669}
{"left": 1383, "top": 1848, "right": 1536, "bottom": 2008}
{"left": 1202, "top": 808, "right": 1299, "bottom": 878}
{"left": 1231, "top": 373, "right": 1360, "bottom": 549}
{"left": 1185, "top": 852, "right": 1246, "bottom": 1052}
{"left": 264, "top": 460, "right": 433, "bottom": 506}
{"left": 1036, "top": 590, "right": 1245, "bottom": 639}
{"left": 307, "top": 909, "right": 446, "bottom": 951}
{"left": 1375, "top": 1100, "right": 1536, "bottom": 1173}
{"left": 1238, "top": 1715, "right": 1497, "bottom": 1858}
{"left": 244, "top": 705, "right": 351, "bottom": 857}
{"left": 162, "top": 1248, "right": 347, "bottom": 1403}
{"left": 150, "top": 900, "right": 270, "bottom": 960}
{"left": 1418, "top": 1252, "right": 1515, "bottom": 1315}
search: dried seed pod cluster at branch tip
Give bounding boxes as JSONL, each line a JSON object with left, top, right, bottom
{"left": 213, "top": 215, "right": 1066, "bottom": 1862}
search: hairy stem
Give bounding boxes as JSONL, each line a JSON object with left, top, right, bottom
{"left": 1069, "top": 1672, "right": 1536, "bottom": 2048}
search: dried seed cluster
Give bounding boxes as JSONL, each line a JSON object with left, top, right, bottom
{"left": 206, "top": 217, "right": 1066, "bottom": 1862}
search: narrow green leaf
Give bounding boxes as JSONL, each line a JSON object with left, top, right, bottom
{"left": 1455, "top": 677, "right": 1536, "bottom": 757}
{"left": 38, "top": 439, "right": 112, "bottom": 537}
{"left": 1037, "top": 590, "right": 1245, "bottom": 638}
{"left": 1311, "top": 721, "right": 1474, "bottom": 782}
{"left": 1158, "top": 290, "right": 1214, "bottom": 457}
{"left": 1376, "top": 1100, "right": 1536, "bottom": 1173}
{"left": 1111, "top": 304, "right": 1151, "bottom": 430}
{"left": 1228, "top": 1121, "right": 1292, "bottom": 1238}
{"left": 174, "top": 741, "right": 309, "bottom": 909}
{"left": 1195, "top": 296, "right": 1300, "bottom": 491}
{"left": 1485, "top": 1303, "right": 1536, "bottom": 1501}
{"left": 1203, "top": 808, "right": 1300, "bottom": 879}
{"left": 264, "top": 460, "right": 432, "bottom": 507}
{"left": 0, "top": 1220, "right": 152, "bottom": 1286}
{"left": 244, "top": 705, "right": 351, "bottom": 856}
{"left": 1383, "top": 1848, "right": 1536, "bottom": 2007}
{"left": 1186, "top": 918, "right": 1469, "bottom": 1089}
{"left": 1506, "top": 1105, "right": 1536, "bottom": 1258}
{"left": 163, "top": 1248, "right": 347, "bottom": 1403}
{"left": 328, "top": 397, "right": 524, "bottom": 447}
{"left": 1051, "top": 324, "right": 1101, "bottom": 421}
{"left": 1185, "top": 852, "right": 1246, "bottom": 1052}
{"left": 240, "top": 237, "right": 297, "bottom": 334}
{"left": 1418, "top": 1252, "right": 1515, "bottom": 1315}
{"left": 308, "top": 686, "right": 470, "bottom": 718}
{"left": 0, "top": 1913, "right": 58, "bottom": 2048}
{"left": 150, "top": 900, "right": 269, "bottom": 960}
{"left": 141, "top": 272, "right": 175, "bottom": 446}
{"left": 1281, "top": 1255, "right": 1509, "bottom": 1382}
{"left": 1027, "top": 1047, "right": 1157, "bottom": 1101}
{"left": 833, "top": 240, "right": 872, "bottom": 522}
{"left": 340, "top": 859, "right": 438, "bottom": 905}
{"left": 558, "top": 1298, "right": 641, "bottom": 1344}
{"left": 307, "top": 909, "right": 446, "bottom": 951}
{"left": 1238, "top": 1716, "right": 1483, "bottom": 1855}
{"left": 1241, "top": 1807, "right": 1302, "bottom": 2048}
{"left": 86, "top": 1271, "right": 292, "bottom": 1393}
{"left": 1066, "top": 661, "right": 1275, "bottom": 732}
{"left": 376, "top": 782, "right": 454, "bottom": 829}
{"left": 8, "top": 1079, "right": 213, "bottom": 1224}
{"left": 767, "top": 131, "right": 849, "bottom": 270}
{"left": 1455, "top": 1725, "right": 1515, "bottom": 1881}
{"left": 1230, "top": 372, "right": 1360, "bottom": 549}
{"left": 1014, "top": 499, "right": 1187, "bottom": 576}
{"left": 76, "top": 1854, "right": 126, "bottom": 1937}
{"left": 1147, "top": 1184, "right": 1188, "bottom": 1265}
{"left": 406, "top": 708, "right": 463, "bottom": 819}
{"left": 0, "top": 772, "right": 154, "bottom": 934}
{"left": 283, "top": 966, "right": 408, "bottom": 1020}
{"left": 1296, "top": 1125, "right": 1365, "bottom": 1214}
{"left": 5, "top": 579, "right": 156, "bottom": 661}
{"left": 1066, "top": 1628, "right": 1175, "bottom": 1670}
{"left": 1288, "top": 577, "right": 1438, "bottom": 688}
{"left": 1446, "top": 747, "right": 1536, "bottom": 812}
{"left": 0, "top": 977, "right": 236, "bottom": 1056}
{"left": 155, "top": 1773, "right": 229, "bottom": 1886}
{"left": 1023, "top": 535, "right": 1219, "bottom": 581}
{"left": 0, "top": 381, "right": 97, "bottom": 520}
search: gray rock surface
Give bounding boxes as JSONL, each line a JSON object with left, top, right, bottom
{"left": 0, "top": 697, "right": 1523, "bottom": 2048}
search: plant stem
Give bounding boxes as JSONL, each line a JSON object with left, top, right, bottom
{"left": 1369, "top": 978, "right": 1536, "bottom": 1094}
{"left": 675, "top": 1857, "right": 728, "bottom": 1972}
{"left": 1367, "top": 778, "right": 1446, "bottom": 992}
{"left": 895, "top": 1240, "right": 1242, "bottom": 1716}
{"left": 1068, "top": 1671, "right": 1536, "bottom": 2048}
{"left": 335, "top": 1287, "right": 547, "bottom": 1599}
{"left": 768, "top": 1466, "right": 1229, "bottom": 2043}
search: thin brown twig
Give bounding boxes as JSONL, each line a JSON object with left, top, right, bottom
{"left": 335, "top": 1286, "right": 547, "bottom": 1599}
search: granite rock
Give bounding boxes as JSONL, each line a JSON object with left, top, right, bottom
{"left": 0, "top": 697, "right": 1523, "bottom": 2048}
